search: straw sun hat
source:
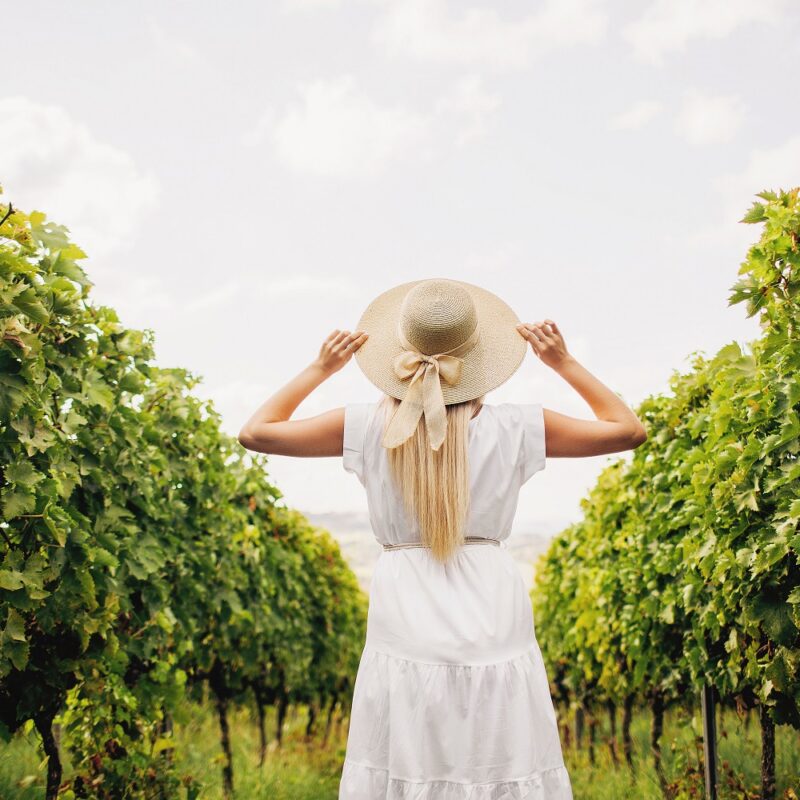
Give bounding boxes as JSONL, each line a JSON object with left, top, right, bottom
{"left": 352, "top": 278, "right": 527, "bottom": 451}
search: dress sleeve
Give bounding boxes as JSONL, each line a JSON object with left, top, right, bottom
{"left": 343, "top": 403, "right": 371, "bottom": 482}
{"left": 517, "top": 403, "right": 547, "bottom": 484}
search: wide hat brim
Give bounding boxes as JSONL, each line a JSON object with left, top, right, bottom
{"left": 353, "top": 278, "right": 527, "bottom": 405}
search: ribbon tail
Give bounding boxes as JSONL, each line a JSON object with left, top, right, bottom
{"left": 382, "top": 373, "right": 426, "bottom": 448}
{"left": 422, "top": 363, "right": 448, "bottom": 451}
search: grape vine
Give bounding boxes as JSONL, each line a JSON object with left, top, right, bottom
{"left": 532, "top": 188, "right": 800, "bottom": 799}
{"left": 0, "top": 190, "right": 367, "bottom": 799}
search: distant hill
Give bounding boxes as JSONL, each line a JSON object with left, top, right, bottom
{"left": 302, "top": 510, "right": 564, "bottom": 594}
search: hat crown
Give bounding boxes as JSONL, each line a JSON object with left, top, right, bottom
{"left": 398, "top": 279, "right": 478, "bottom": 355}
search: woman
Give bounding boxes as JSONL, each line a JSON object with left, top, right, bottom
{"left": 239, "top": 278, "right": 647, "bottom": 799}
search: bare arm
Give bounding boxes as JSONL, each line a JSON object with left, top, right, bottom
{"left": 237, "top": 329, "right": 369, "bottom": 456}
{"left": 516, "top": 319, "right": 647, "bottom": 457}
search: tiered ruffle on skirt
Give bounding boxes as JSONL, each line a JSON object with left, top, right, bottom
{"left": 338, "top": 544, "right": 573, "bottom": 799}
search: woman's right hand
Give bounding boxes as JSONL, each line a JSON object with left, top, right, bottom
{"left": 516, "top": 319, "right": 572, "bottom": 370}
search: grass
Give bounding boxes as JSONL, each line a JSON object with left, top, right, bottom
{"left": 0, "top": 700, "right": 346, "bottom": 800}
{"left": 559, "top": 703, "right": 800, "bottom": 799}
{"left": 1, "top": 700, "right": 798, "bottom": 799}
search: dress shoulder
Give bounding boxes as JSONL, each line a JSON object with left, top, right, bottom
{"left": 342, "top": 402, "right": 377, "bottom": 484}
{"left": 493, "top": 402, "right": 547, "bottom": 485}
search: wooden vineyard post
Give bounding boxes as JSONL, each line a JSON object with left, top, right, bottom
{"left": 701, "top": 685, "right": 717, "bottom": 800}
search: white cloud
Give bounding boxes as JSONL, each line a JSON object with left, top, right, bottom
{"left": 718, "top": 135, "right": 800, "bottom": 218}
{"left": 434, "top": 75, "right": 501, "bottom": 146}
{"left": 256, "top": 273, "right": 360, "bottom": 298}
{"left": 461, "top": 240, "right": 526, "bottom": 279}
{"left": 623, "top": 0, "right": 787, "bottom": 63}
{"left": 94, "top": 274, "right": 174, "bottom": 319}
{"left": 371, "top": 0, "right": 607, "bottom": 71}
{"left": 0, "top": 96, "right": 159, "bottom": 256}
{"left": 280, "top": 0, "right": 344, "bottom": 8}
{"left": 687, "top": 136, "right": 800, "bottom": 254}
{"left": 184, "top": 281, "right": 242, "bottom": 313}
{"left": 268, "top": 75, "right": 430, "bottom": 177}
{"left": 674, "top": 91, "right": 745, "bottom": 146}
{"left": 242, "top": 108, "right": 278, "bottom": 147}
{"left": 609, "top": 100, "right": 663, "bottom": 131}
{"left": 148, "top": 18, "right": 199, "bottom": 61}
{"left": 94, "top": 277, "right": 241, "bottom": 324}
{"left": 249, "top": 73, "right": 503, "bottom": 173}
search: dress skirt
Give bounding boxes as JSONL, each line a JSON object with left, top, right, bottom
{"left": 338, "top": 542, "right": 573, "bottom": 799}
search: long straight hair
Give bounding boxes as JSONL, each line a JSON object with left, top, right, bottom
{"left": 378, "top": 392, "right": 485, "bottom": 563}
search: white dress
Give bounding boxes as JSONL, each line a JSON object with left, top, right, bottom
{"left": 338, "top": 400, "right": 573, "bottom": 800}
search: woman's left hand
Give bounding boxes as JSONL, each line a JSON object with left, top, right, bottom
{"left": 313, "top": 329, "right": 369, "bottom": 375}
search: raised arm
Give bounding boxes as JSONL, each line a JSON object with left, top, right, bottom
{"left": 516, "top": 320, "right": 647, "bottom": 458}
{"left": 237, "top": 329, "right": 368, "bottom": 456}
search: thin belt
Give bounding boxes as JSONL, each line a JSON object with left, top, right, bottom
{"left": 382, "top": 536, "right": 502, "bottom": 551}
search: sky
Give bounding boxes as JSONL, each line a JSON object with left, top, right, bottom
{"left": 3, "top": 0, "right": 799, "bottom": 540}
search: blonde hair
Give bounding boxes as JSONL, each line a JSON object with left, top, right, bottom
{"left": 379, "top": 392, "right": 484, "bottom": 564}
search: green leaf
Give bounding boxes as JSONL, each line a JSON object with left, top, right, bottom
{"left": 740, "top": 202, "right": 767, "bottom": 224}
{"left": 744, "top": 592, "right": 796, "bottom": 645}
{"left": 6, "top": 640, "right": 30, "bottom": 671}
{"left": 84, "top": 381, "right": 115, "bottom": 411}
{"left": 3, "top": 461, "right": 44, "bottom": 488}
{"left": 4, "top": 608, "right": 26, "bottom": 642}
{"left": 0, "top": 570, "right": 24, "bottom": 591}
{"left": 1, "top": 488, "right": 36, "bottom": 520}
{"left": 11, "top": 288, "right": 50, "bottom": 324}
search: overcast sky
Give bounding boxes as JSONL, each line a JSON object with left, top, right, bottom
{"left": 3, "top": 0, "right": 799, "bottom": 539}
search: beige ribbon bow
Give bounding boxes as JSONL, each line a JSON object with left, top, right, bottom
{"left": 382, "top": 324, "right": 481, "bottom": 451}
